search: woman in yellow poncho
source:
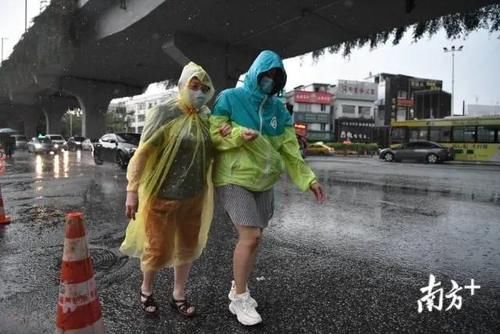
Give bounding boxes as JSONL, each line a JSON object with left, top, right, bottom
{"left": 120, "top": 62, "right": 228, "bottom": 317}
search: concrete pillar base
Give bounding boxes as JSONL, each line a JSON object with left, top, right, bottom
{"left": 18, "top": 106, "right": 43, "bottom": 139}
{"left": 40, "top": 96, "right": 79, "bottom": 135}
{"left": 60, "top": 77, "right": 143, "bottom": 139}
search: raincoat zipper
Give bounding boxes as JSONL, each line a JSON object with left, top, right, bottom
{"left": 258, "top": 95, "right": 267, "bottom": 133}
{"left": 257, "top": 95, "right": 272, "bottom": 182}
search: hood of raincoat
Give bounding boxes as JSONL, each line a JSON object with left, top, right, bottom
{"left": 243, "top": 50, "right": 287, "bottom": 97}
{"left": 178, "top": 62, "right": 215, "bottom": 113}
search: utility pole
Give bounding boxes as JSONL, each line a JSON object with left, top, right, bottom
{"left": 0, "top": 37, "right": 7, "bottom": 64}
{"left": 443, "top": 45, "right": 464, "bottom": 115}
{"left": 25, "top": 0, "right": 28, "bottom": 32}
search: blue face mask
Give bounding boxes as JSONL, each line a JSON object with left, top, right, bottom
{"left": 259, "top": 76, "right": 274, "bottom": 94}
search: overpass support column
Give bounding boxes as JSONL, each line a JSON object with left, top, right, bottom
{"left": 43, "top": 108, "right": 67, "bottom": 134}
{"left": 19, "top": 106, "right": 42, "bottom": 139}
{"left": 78, "top": 97, "right": 112, "bottom": 139}
{"left": 39, "top": 97, "right": 79, "bottom": 135}
{"left": 60, "top": 77, "right": 143, "bottom": 139}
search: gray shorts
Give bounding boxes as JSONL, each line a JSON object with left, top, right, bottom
{"left": 216, "top": 185, "right": 274, "bottom": 229}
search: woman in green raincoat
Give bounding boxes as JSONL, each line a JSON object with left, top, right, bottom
{"left": 210, "top": 50, "right": 325, "bottom": 326}
{"left": 120, "top": 62, "right": 228, "bottom": 317}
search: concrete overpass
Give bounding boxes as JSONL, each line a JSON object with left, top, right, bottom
{"left": 0, "top": 0, "right": 498, "bottom": 138}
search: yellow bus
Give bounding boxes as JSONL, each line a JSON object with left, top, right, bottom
{"left": 390, "top": 116, "right": 500, "bottom": 162}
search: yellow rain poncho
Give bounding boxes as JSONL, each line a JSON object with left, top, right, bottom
{"left": 120, "top": 62, "right": 215, "bottom": 271}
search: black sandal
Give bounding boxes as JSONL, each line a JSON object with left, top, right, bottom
{"left": 170, "top": 297, "right": 196, "bottom": 317}
{"left": 140, "top": 290, "right": 159, "bottom": 316}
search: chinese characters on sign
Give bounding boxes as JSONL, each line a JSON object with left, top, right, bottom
{"left": 417, "top": 274, "right": 480, "bottom": 313}
{"left": 337, "top": 80, "right": 378, "bottom": 101}
{"left": 410, "top": 79, "right": 442, "bottom": 91}
{"left": 397, "top": 98, "right": 414, "bottom": 107}
{"left": 294, "top": 91, "right": 333, "bottom": 104}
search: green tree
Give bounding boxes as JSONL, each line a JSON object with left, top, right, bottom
{"left": 312, "top": 3, "right": 500, "bottom": 58}
{"left": 105, "top": 110, "right": 129, "bottom": 133}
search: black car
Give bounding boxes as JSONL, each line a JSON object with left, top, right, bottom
{"left": 93, "top": 133, "right": 140, "bottom": 169}
{"left": 67, "top": 136, "right": 86, "bottom": 151}
{"left": 379, "top": 140, "right": 454, "bottom": 164}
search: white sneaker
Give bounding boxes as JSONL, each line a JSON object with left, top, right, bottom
{"left": 228, "top": 280, "right": 258, "bottom": 307}
{"left": 229, "top": 292, "right": 262, "bottom": 326}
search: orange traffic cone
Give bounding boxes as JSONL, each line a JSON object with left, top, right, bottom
{"left": 56, "top": 212, "right": 106, "bottom": 334}
{"left": 0, "top": 185, "right": 11, "bottom": 225}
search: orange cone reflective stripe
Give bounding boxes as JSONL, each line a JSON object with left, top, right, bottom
{"left": 0, "top": 185, "right": 11, "bottom": 225}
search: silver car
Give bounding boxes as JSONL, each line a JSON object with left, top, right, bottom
{"left": 27, "top": 137, "right": 56, "bottom": 154}
{"left": 12, "top": 134, "right": 28, "bottom": 150}
{"left": 379, "top": 141, "right": 454, "bottom": 164}
{"left": 45, "top": 134, "right": 67, "bottom": 151}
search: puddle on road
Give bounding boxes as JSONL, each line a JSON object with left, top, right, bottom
{"left": 0, "top": 245, "right": 129, "bottom": 299}
{"left": 21, "top": 206, "right": 65, "bottom": 226}
{"left": 321, "top": 176, "right": 500, "bottom": 204}
{"left": 271, "top": 175, "right": 500, "bottom": 283}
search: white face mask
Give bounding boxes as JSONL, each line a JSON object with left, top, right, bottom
{"left": 188, "top": 89, "right": 207, "bottom": 109}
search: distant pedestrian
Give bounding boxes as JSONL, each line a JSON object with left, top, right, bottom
{"left": 5, "top": 135, "right": 15, "bottom": 158}
{"left": 210, "top": 50, "right": 325, "bottom": 326}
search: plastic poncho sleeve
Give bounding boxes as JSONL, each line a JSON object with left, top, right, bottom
{"left": 126, "top": 144, "right": 153, "bottom": 192}
{"left": 278, "top": 126, "right": 317, "bottom": 192}
{"left": 126, "top": 106, "right": 168, "bottom": 192}
{"left": 209, "top": 115, "right": 246, "bottom": 151}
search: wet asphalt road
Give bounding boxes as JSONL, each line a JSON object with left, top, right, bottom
{"left": 0, "top": 151, "right": 499, "bottom": 333}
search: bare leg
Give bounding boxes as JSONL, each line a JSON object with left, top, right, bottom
{"left": 233, "top": 226, "right": 262, "bottom": 295}
{"left": 141, "top": 271, "right": 156, "bottom": 313}
{"left": 141, "top": 271, "right": 155, "bottom": 294}
{"left": 173, "top": 261, "right": 195, "bottom": 314}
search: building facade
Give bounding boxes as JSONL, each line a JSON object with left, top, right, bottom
{"left": 286, "top": 80, "right": 378, "bottom": 142}
{"left": 124, "top": 91, "right": 176, "bottom": 133}
{"left": 286, "top": 83, "right": 335, "bottom": 141}
{"left": 466, "top": 104, "right": 500, "bottom": 116}
{"left": 330, "top": 80, "right": 378, "bottom": 142}
{"left": 371, "top": 73, "right": 450, "bottom": 126}
{"left": 414, "top": 90, "right": 452, "bottom": 120}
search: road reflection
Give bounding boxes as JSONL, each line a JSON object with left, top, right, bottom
{"left": 35, "top": 155, "right": 43, "bottom": 178}
{"left": 34, "top": 152, "right": 71, "bottom": 179}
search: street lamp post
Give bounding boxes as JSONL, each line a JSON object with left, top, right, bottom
{"left": 443, "top": 45, "right": 464, "bottom": 115}
{"left": 25, "top": 0, "right": 28, "bottom": 32}
{"left": 1, "top": 37, "right": 7, "bottom": 64}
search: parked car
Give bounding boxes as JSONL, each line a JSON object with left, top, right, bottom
{"left": 81, "top": 138, "right": 93, "bottom": 151}
{"left": 45, "top": 134, "right": 67, "bottom": 151}
{"left": 305, "top": 142, "right": 335, "bottom": 156}
{"left": 12, "top": 134, "right": 28, "bottom": 150}
{"left": 379, "top": 140, "right": 454, "bottom": 164}
{"left": 27, "top": 136, "right": 57, "bottom": 154}
{"left": 93, "top": 133, "right": 140, "bottom": 169}
{"left": 67, "top": 136, "right": 86, "bottom": 151}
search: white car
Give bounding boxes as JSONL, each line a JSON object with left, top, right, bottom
{"left": 45, "top": 134, "right": 67, "bottom": 151}
{"left": 81, "top": 138, "right": 93, "bottom": 151}
{"left": 12, "top": 134, "right": 28, "bottom": 150}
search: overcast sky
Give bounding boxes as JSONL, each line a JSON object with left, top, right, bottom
{"left": 1, "top": 0, "right": 499, "bottom": 114}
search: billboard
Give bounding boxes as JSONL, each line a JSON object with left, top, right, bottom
{"left": 294, "top": 112, "right": 330, "bottom": 123}
{"left": 336, "top": 80, "right": 378, "bottom": 101}
{"left": 294, "top": 91, "right": 333, "bottom": 104}
{"left": 409, "top": 79, "right": 442, "bottom": 91}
